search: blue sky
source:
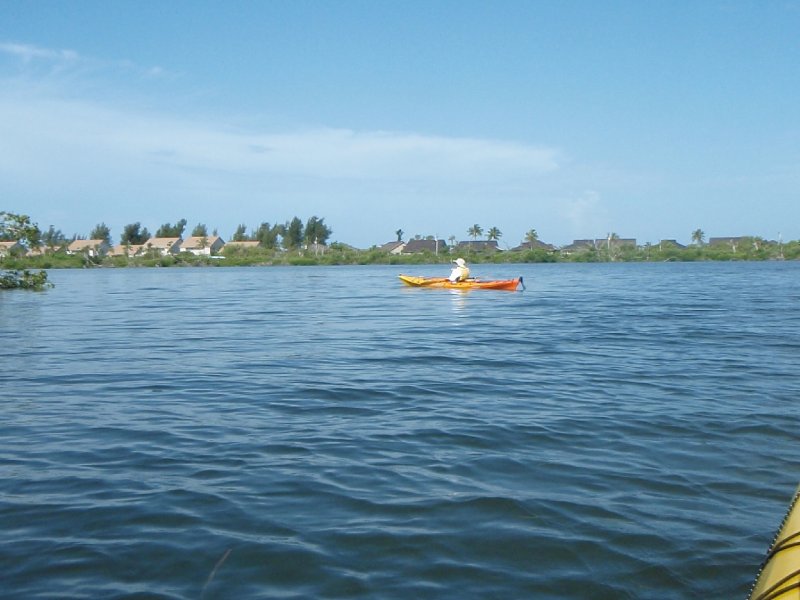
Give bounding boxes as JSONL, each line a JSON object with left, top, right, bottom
{"left": 1, "top": 1, "right": 798, "bottom": 248}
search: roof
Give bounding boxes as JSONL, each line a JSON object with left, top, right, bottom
{"left": 379, "top": 241, "right": 405, "bottom": 252}
{"left": 108, "top": 244, "right": 143, "bottom": 256}
{"left": 658, "top": 239, "right": 686, "bottom": 249}
{"left": 708, "top": 236, "right": 750, "bottom": 245}
{"left": 402, "top": 239, "right": 447, "bottom": 253}
{"left": 511, "top": 239, "right": 555, "bottom": 251}
{"left": 455, "top": 240, "right": 500, "bottom": 251}
{"left": 224, "top": 240, "right": 261, "bottom": 248}
{"left": 144, "top": 237, "right": 182, "bottom": 249}
{"left": 594, "top": 238, "right": 636, "bottom": 247}
{"left": 559, "top": 239, "right": 596, "bottom": 251}
{"left": 181, "top": 235, "right": 224, "bottom": 249}
{"left": 67, "top": 239, "right": 107, "bottom": 252}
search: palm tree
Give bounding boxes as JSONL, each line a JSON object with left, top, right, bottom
{"left": 487, "top": 227, "right": 502, "bottom": 241}
{"left": 395, "top": 228, "right": 404, "bottom": 242}
{"left": 691, "top": 229, "right": 705, "bottom": 246}
{"left": 524, "top": 229, "right": 539, "bottom": 249}
{"left": 448, "top": 235, "right": 456, "bottom": 247}
{"left": 468, "top": 224, "right": 483, "bottom": 241}
{"left": 607, "top": 232, "right": 620, "bottom": 261}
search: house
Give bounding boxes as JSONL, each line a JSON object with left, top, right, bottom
{"left": 66, "top": 239, "right": 110, "bottom": 257}
{"left": 658, "top": 239, "right": 686, "bottom": 250}
{"left": 559, "top": 240, "right": 596, "bottom": 254}
{"left": 181, "top": 235, "right": 225, "bottom": 256}
{"left": 709, "top": 237, "right": 749, "bottom": 248}
{"left": 108, "top": 244, "right": 144, "bottom": 258}
{"left": 559, "top": 238, "right": 636, "bottom": 254}
{"left": 402, "top": 239, "right": 448, "bottom": 254}
{"left": 454, "top": 240, "right": 500, "bottom": 253}
{"left": 0, "top": 240, "right": 25, "bottom": 257}
{"left": 303, "top": 242, "right": 331, "bottom": 254}
{"left": 594, "top": 238, "right": 636, "bottom": 249}
{"left": 142, "top": 237, "right": 182, "bottom": 256}
{"left": 223, "top": 240, "right": 261, "bottom": 252}
{"left": 510, "top": 239, "right": 555, "bottom": 252}
{"left": 379, "top": 241, "right": 406, "bottom": 254}
{"left": 26, "top": 245, "right": 49, "bottom": 257}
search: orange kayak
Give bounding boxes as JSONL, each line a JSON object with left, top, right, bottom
{"left": 398, "top": 274, "right": 524, "bottom": 291}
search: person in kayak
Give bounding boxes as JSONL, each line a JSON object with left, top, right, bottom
{"left": 448, "top": 257, "right": 470, "bottom": 282}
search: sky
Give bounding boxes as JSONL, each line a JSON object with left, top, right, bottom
{"left": 1, "top": 0, "right": 798, "bottom": 248}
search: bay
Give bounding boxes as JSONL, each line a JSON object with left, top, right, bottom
{"left": 1, "top": 262, "right": 799, "bottom": 599}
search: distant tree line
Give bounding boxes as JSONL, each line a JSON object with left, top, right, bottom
{"left": 230, "top": 216, "right": 332, "bottom": 249}
{"left": 3, "top": 211, "right": 799, "bottom": 287}
{"left": 7, "top": 215, "right": 333, "bottom": 251}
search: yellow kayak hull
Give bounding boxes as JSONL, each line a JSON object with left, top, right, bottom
{"left": 398, "top": 274, "right": 523, "bottom": 291}
{"left": 750, "top": 486, "right": 800, "bottom": 599}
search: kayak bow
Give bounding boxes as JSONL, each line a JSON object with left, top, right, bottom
{"left": 398, "top": 274, "right": 524, "bottom": 291}
{"left": 749, "top": 485, "right": 800, "bottom": 600}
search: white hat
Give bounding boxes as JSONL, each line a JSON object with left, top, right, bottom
{"left": 454, "top": 258, "right": 466, "bottom": 267}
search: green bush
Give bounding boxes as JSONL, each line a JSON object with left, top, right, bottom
{"left": 0, "top": 269, "right": 52, "bottom": 290}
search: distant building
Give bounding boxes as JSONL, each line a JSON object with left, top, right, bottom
{"left": 66, "top": 239, "right": 110, "bottom": 258}
{"left": 223, "top": 240, "right": 261, "bottom": 252}
{"left": 181, "top": 235, "right": 225, "bottom": 256}
{"left": 454, "top": 240, "right": 500, "bottom": 252}
{"left": 26, "top": 245, "right": 49, "bottom": 257}
{"left": 510, "top": 239, "right": 555, "bottom": 252}
{"left": 658, "top": 239, "right": 686, "bottom": 249}
{"left": 559, "top": 239, "right": 596, "bottom": 253}
{"left": 143, "top": 237, "right": 182, "bottom": 256}
{"left": 0, "top": 240, "right": 25, "bottom": 257}
{"left": 402, "top": 239, "right": 448, "bottom": 254}
{"left": 594, "top": 238, "right": 636, "bottom": 248}
{"left": 108, "top": 244, "right": 144, "bottom": 258}
{"left": 304, "top": 242, "right": 328, "bottom": 254}
{"left": 560, "top": 238, "right": 636, "bottom": 254}
{"left": 708, "top": 237, "right": 749, "bottom": 247}
{"left": 379, "top": 241, "right": 406, "bottom": 254}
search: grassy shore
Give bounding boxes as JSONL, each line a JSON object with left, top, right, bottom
{"left": 2, "top": 238, "right": 798, "bottom": 271}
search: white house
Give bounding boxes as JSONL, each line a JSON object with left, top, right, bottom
{"left": 66, "top": 239, "right": 110, "bottom": 257}
{"left": 181, "top": 235, "right": 225, "bottom": 256}
{"left": 0, "top": 240, "right": 25, "bottom": 257}
{"left": 108, "top": 244, "right": 144, "bottom": 258}
{"left": 143, "top": 237, "right": 182, "bottom": 256}
{"left": 379, "top": 241, "right": 406, "bottom": 255}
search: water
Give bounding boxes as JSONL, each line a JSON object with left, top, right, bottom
{"left": 1, "top": 262, "right": 799, "bottom": 599}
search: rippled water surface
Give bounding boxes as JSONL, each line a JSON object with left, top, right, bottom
{"left": 2, "top": 262, "right": 800, "bottom": 599}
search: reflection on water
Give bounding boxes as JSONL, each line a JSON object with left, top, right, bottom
{"left": 448, "top": 289, "right": 470, "bottom": 313}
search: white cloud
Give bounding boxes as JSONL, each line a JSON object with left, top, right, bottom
{"left": 0, "top": 42, "right": 79, "bottom": 63}
{"left": 0, "top": 86, "right": 564, "bottom": 245}
{"left": 0, "top": 41, "right": 168, "bottom": 80}
{"left": 0, "top": 93, "right": 561, "bottom": 184}
{"left": 237, "top": 129, "right": 559, "bottom": 180}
